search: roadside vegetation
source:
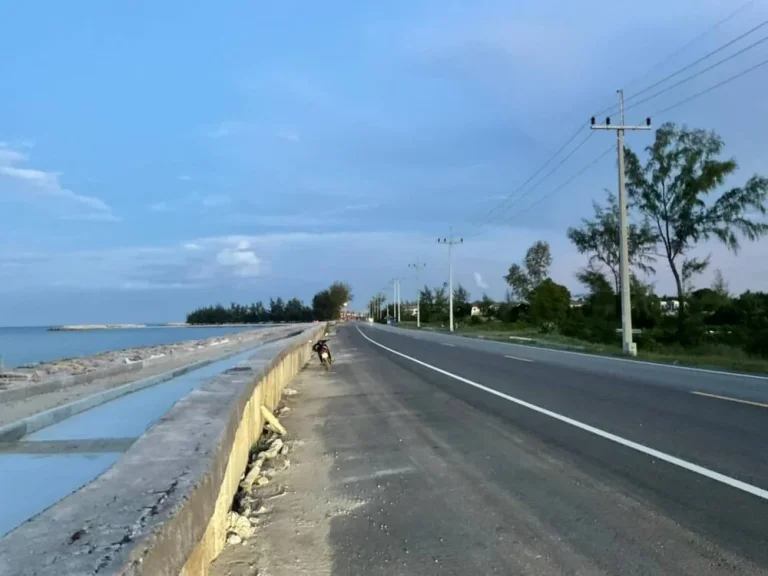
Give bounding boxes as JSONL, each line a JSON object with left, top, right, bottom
{"left": 187, "top": 282, "right": 352, "bottom": 324}
{"left": 376, "top": 123, "right": 768, "bottom": 374}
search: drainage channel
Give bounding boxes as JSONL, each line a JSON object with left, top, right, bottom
{"left": 0, "top": 346, "right": 262, "bottom": 538}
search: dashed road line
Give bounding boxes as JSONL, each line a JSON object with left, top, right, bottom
{"left": 691, "top": 391, "right": 768, "bottom": 409}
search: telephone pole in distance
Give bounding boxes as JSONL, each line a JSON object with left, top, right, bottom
{"left": 591, "top": 89, "right": 651, "bottom": 357}
{"left": 408, "top": 260, "right": 426, "bottom": 328}
{"left": 437, "top": 227, "right": 463, "bottom": 332}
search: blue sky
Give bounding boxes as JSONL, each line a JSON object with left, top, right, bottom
{"left": 1, "top": 0, "right": 767, "bottom": 324}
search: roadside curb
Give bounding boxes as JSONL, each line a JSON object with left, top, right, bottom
{"left": 0, "top": 336, "right": 286, "bottom": 443}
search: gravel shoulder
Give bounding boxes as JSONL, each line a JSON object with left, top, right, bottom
{"left": 0, "top": 326, "right": 302, "bottom": 427}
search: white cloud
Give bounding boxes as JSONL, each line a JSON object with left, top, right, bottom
{"left": 0, "top": 142, "right": 117, "bottom": 221}
{"left": 202, "top": 194, "right": 231, "bottom": 208}
{"left": 215, "top": 242, "right": 263, "bottom": 278}
{"left": 0, "top": 144, "right": 27, "bottom": 166}
{"left": 149, "top": 201, "right": 171, "bottom": 213}
{"left": 474, "top": 272, "right": 489, "bottom": 290}
{"left": 183, "top": 242, "right": 202, "bottom": 251}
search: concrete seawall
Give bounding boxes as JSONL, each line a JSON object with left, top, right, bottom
{"left": 0, "top": 324, "right": 324, "bottom": 575}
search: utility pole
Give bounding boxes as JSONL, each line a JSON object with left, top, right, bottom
{"left": 391, "top": 279, "right": 397, "bottom": 322}
{"left": 437, "top": 227, "right": 463, "bottom": 332}
{"left": 396, "top": 279, "right": 402, "bottom": 323}
{"left": 408, "top": 260, "right": 426, "bottom": 328}
{"left": 591, "top": 90, "right": 651, "bottom": 357}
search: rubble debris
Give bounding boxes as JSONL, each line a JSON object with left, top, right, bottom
{"left": 261, "top": 406, "right": 287, "bottom": 436}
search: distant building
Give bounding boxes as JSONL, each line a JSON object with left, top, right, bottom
{"left": 660, "top": 299, "right": 681, "bottom": 315}
{"left": 470, "top": 305, "right": 482, "bottom": 317}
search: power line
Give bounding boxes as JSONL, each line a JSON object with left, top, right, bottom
{"left": 491, "top": 56, "right": 768, "bottom": 234}
{"left": 495, "top": 55, "right": 768, "bottom": 234}
{"left": 452, "top": 3, "right": 760, "bottom": 242}
{"left": 462, "top": 131, "right": 595, "bottom": 238}
{"left": 650, "top": 55, "right": 768, "bottom": 117}
{"left": 499, "top": 144, "right": 615, "bottom": 224}
{"left": 621, "top": 0, "right": 756, "bottom": 93}
{"left": 487, "top": 132, "right": 595, "bottom": 222}
{"left": 625, "top": 19, "right": 768, "bottom": 104}
{"left": 592, "top": 6, "right": 762, "bottom": 119}
{"left": 461, "top": 122, "right": 588, "bottom": 232}
{"left": 622, "top": 32, "right": 768, "bottom": 113}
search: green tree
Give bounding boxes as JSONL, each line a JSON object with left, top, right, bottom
{"left": 312, "top": 281, "right": 353, "bottom": 320}
{"left": 567, "top": 191, "right": 656, "bottom": 293}
{"left": 574, "top": 267, "right": 618, "bottom": 342}
{"left": 284, "top": 298, "right": 305, "bottom": 322}
{"left": 480, "top": 294, "right": 496, "bottom": 318}
{"left": 418, "top": 286, "right": 434, "bottom": 323}
{"left": 328, "top": 282, "right": 353, "bottom": 314}
{"left": 624, "top": 123, "right": 768, "bottom": 330}
{"left": 433, "top": 285, "right": 449, "bottom": 321}
{"left": 504, "top": 240, "right": 552, "bottom": 301}
{"left": 312, "top": 290, "right": 334, "bottom": 320}
{"left": 630, "top": 276, "right": 662, "bottom": 330}
{"left": 269, "top": 297, "right": 285, "bottom": 322}
{"left": 711, "top": 268, "right": 729, "bottom": 298}
{"left": 528, "top": 279, "right": 571, "bottom": 326}
{"left": 453, "top": 284, "right": 471, "bottom": 319}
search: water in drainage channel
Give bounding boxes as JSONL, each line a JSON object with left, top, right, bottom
{"left": 0, "top": 346, "right": 261, "bottom": 538}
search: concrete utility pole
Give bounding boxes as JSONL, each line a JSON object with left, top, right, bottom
{"left": 408, "top": 260, "right": 426, "bottom": 328}
{"left": 396, "top": 279, "right": 402, "bottom": 323}
{"left": 437, "top": 227, "right": 463, "bottom": 332}
{"left": 391, "top": 280, "right": 397, "bottom": 322}
{"left": 591, "top": 89, "right": 651, "bottom": 357}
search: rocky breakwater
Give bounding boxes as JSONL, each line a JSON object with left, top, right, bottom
{"left": 0, "top": 332, "right": 260, "bottom": 389}
{"left": 47, "top": 324, "right": 146, "bottom": 331}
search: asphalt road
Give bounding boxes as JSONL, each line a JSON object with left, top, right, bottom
{"left": 257, "top": 323, "right": 768, "bottom": 575}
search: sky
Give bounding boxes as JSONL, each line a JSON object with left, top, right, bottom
{"left": 1, "top": 0, "right": 768, "bottom": 325}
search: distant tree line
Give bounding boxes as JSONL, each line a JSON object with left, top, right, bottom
{"left": 187, "top": 282, "right": 353, "bottom": 324}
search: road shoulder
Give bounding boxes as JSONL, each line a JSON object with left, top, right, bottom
{"left": 211, "top": 325, "right": 766, "bottom": 575}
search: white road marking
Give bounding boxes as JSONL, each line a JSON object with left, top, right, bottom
{"left": 505, "top": 355, "right": 533, "bottom": 363}
{"left": 379, "top": 325, "right": 768, "bottom": 381}
{"left": 692, "top": 391, "right": 768, "bottom": 409}
{"left": 442, "top": 343, "right": 455, "bottom": 347}
{"left": 357, "top": 326, "right": 768, "bottom": 502}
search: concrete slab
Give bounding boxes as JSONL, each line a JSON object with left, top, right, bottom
{"left": 27, "top": 347, "right": 259, "bottom": 442}
{"left": 0, "top": 452, "right": 122, "bottom": 537}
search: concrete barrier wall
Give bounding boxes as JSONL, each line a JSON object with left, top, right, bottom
{"left": 0, "top": 324, "right": 324, "bottom": 576}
